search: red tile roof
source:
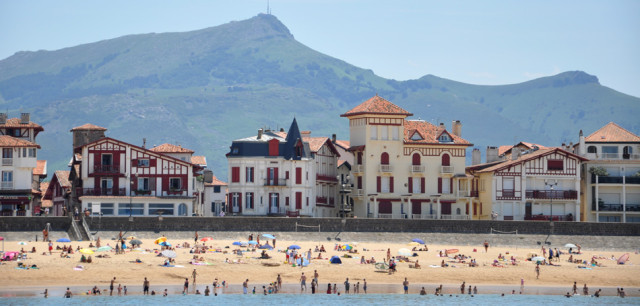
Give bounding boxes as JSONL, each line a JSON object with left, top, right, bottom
{"left": 334, "top": 140, "right": 350, "bottom": 150}
{"left": 150, "top": 143, "right": 195, "bottom": 153}
{"left": 33, "top": 160, "right": 47, "bottom": 176}
{"left": 70, "top": 123, "right": 107, "bottom": 131}
{"left": 55, "top": 170, "right": 71, "bottom": 188}
{"left": 403, "top": 120, "right": 471, "bottom": 145}
{"left": 585, "top": 122, "right": 640, "bottom": 143}
{"left": 205, "top": 175, "right": 228, "bottom": 186}
{"left": 476, "top": 148, "right": 587, "bottom": 173}
{"left": 341, "top": 95, "right": 413, "bottom": 117}
{"left": 0, "top": 118, "right": 44, "bottom": 131}
{"left": 40, "top": 182, "right": 49, "bottom": 195}
{"left": 190, "top": 156, "right": 207, "bottom": 166}
{"left": 0, "top": 135, "right": 41, "bottom": 148}
{"left": 499, "top": 142, "right": 547, "bottom": 157}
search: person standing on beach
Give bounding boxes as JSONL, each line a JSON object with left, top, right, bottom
{"left": 314, "top": 270, "right": 319, "bottom": 283}
{"left": 572, "top": 282, "right": 577, "bottom": 295}
{"left": 43, "top": 289, "right": 48, "bottom": 298}
{"left": 387, "top": 248, "right": 391, "bottom": 262}
{"left": 583, "top": 284, "right": 588, "bottom": 295}
{"left": 535, "top": 264, "right": 540, "bottom": 279}
{"left": 483, "top": 241, "right": 489, "bottom": 253}
{"left": 64, "top": 288, "right": 72, "bottom": 298}
{"left": 403, "top": 278, "right": 409, "bottom": 294}
{"left": 192, "top": 269, "right": 198, "bottom": 291}
{"left": 277, "top": 274, "right": 282, "bottom": 289}
{"left": 205, "top": 286, "right": 210, "bottom": 296}
{"left": 243, "top": 279, "right": 249, "bottom": 294}
{"left": 110, "top": 277, "right": 116, "bottom": 296}
{"left": 363, "top": 279, "right": 367, "bottom": 294}
{"left": 311, "top": 278, "right": 317, "bottom": 294}
{"left": 300, "top": 272, "right": 307, "bottom": 292}
{"left": 183, "top": 278, "right": 189, "bottom": 294}
{"left": 124, "top": 286, "right": 128, "bottom": 295}
{"left": 521, "top": 278, "right": 524, "bottom": 292}
{"left": 42, "top": 228, "right": 48, "bottom": 242}
{"left": 143, "top": 277, "right": 150, "bottom": 295}
{"left": 48, "top": 241, "right": 53, "bottom": 255}
{"left": 460, "top": 281, "right": 466, "bottom": 294}
{"left": 117, "top": 284, "right": 122, "bottom": 296}
{"left": 344, "top": 278, "right": 350, "bottom": 294}
{"left": 195, "top": 231, "right": 199, "bottom": 243}
{"left": 327, "top": 283, "right": 332, "bottom": 294}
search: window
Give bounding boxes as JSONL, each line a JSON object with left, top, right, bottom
{"left": 22, "top": 148, "right": 26, "bottom": 157}
{"left": 137, "top": 177, "right": 149, "bottom": 191}
{"left": 370, "top": 126, "right": 377, "bottom": 140}
{"left": 381, "top": 126, "right": 388, "bottom": 140}
{"left": 392, "top": 126, "right": 399, "bottom": 140}
{"left": 381, "top": 152, "right": 389, "bottom": 165}
{"left": 441, "top": 153, "right": 450, "bottom": 166}
{"left": 268, "top": 139, "right": 279, "bottom": 156}
{"left": 438, "top": 133, "right": 452, "bottom": 142}
{"left": 178, "top": 203, "right": 188, "bottom": 216}
{"left": 118, "top": 203, "right": 144, "bottom": 216}
{"left": 1, "top": 171, "right": 13, "bottom": 189}
{"left": 28, "top": 148, "right": 36, "bottom": 158}
{"left": 547, "top": 160, "right": 563, "bottom": 171}
{"left": 246, "top": 167, "right": 254, "bottom": 183}
{"left": 169, "top": 178, "right": 182, "bottom": 190}
{"left": 381, "top": 176, "right": 390, "bottom": 193}
{"left": 213, "top": 186, "right": 221, "bottom": 193}
{"left": 100, "top": 203, "right": 114, "bottom": 215}
{"left": 441, "top": 177, "right": 451, "bottom": 194}
{"left": 231, "top": 167, "right": 240, "bottom": 183}
{"left": 412, "top": 177, "right": 421, "bottom": 193}
{"left": 246, "top": 192, "right": 254, "bottom": 209}
{"left": 587, "top": 146, "right": 597, "bottom": 154}
{"left": 410, "top": 131, "right": 423, "bottom": 141}
{"left": 101, "top": 154, "right": 112, "bottom": 165}
{"left": 602, "top": 146, "right": 618, "bottom": 154}
{"left": 296, "top": 167, "right": 302, "bottom": 184}
{"left": 149, "top": 203, "right": 174, "bottom": 216}
{"left": 2, "top": 148, "right": 12, "bottom": 158}
{"left": 232, "top": 147, "right": 239, "bottom": 154}
{"left": 137, "top": 159, "right": 150, "bottom": 167}
{"left": 502, "top": 178, "right": 514, "bottom": 197}
{"left": 412, "top": 153, "right": 421, "bottom": 165}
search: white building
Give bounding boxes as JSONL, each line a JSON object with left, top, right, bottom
{"left": 203, "top": 175, "right": 227, "bottom": 217}
{"left": 574, "top": 122, "right": 640, "bottom": 222}
{"left": 341, "top": 95, "right": 474, "bottom": 219}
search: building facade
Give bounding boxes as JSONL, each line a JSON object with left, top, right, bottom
{"left": 203, "top": 175, "right": 228, "bottom": 217}
{"left": 342, "top": 95, "right": 474, "bottom": 219}
{"left": 574, "top": 122, "right": 640, "bottom": 223}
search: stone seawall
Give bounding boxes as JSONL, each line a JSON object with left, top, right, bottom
{"left": 1, "top": 217, "right": 639, "bottom": 236}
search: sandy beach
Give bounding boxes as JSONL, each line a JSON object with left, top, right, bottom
{"left": 1, "top": 231, "right": 639, "bottom": 297}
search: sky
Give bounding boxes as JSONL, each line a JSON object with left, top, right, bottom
{"left": 1, "top": 0, "right": 639, "bottom": 97}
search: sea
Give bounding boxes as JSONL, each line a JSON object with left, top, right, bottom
{"left": 0, "top": 294, "right": 637, "bottom": 305}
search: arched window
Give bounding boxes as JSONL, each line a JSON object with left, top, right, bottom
{"left": 587, "top": 146, "right": 597, "bottom": 154}
{"left": 357, "top": 152, "right": 363, "bottom": 165}
{"left": 412, "top": 153, "right": 421, "bottom": 166}
{"left": 441, "top": 153, "right": 450, "bottom": 166}
{"left": 456, "top": 207, "right": 461, "bottom": 215}
{"left": 178, "top": 203, "right": 188, "bottom": 216}
{"left": 381, "top": 152, "right": 389, "bottom": 165}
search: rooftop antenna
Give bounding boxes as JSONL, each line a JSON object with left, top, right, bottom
{"left": 267, "top": 0, "right": 271, "bottom": 14}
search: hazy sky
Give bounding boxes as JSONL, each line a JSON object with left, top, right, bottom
{"left": 1, "top": 0, "right": 639, "bottom": 97}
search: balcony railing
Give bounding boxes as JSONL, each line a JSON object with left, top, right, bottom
{"left": 440, "top": 215, "right": 471, "bottom": 220}
{"left": 93, "top": 165, "right": 121, "bottom": 174}
{"left": 81, "top": 187, "right": 127, "bottom": 196}
{"left": 379, "top": 164, "right": 393, "bottom": 173}
{"left": 263, "top": 178, "right": 287, "bottom": 186}
{"left": 354, "top": 165, "right": 364, "bottom": 173}
{"left": 411, "top": 165, "right": 425, "bottom": 173}
{"left": 316, "top": 174, "right": 338, "bottom": 182}
{"left": 525, "top": 215, "right": 571, "bottom": 221}
{"left": 0, "top": 182, "right": 13, "bottom": 189}
{"left": 316, "top": 196, "right": 327, "bottom": 204}
{"left": 593, "top": 175, "right": 640, "bottom": 184}
{"left": 2, "top": 158, "right": 12, "bottom": 166}
{"left": 441, "top": 166, "right": 454, "bottom": 173}
{"left": 470, "top": 190, "right": 479, "bottom": 197}
{"left": 167, "top": 189, "right": 185, "bottom": 195}
{"left": 595, "top": 204, "right": 640, "bottom": 212}
{"left": 377, "top": 213, "right": 393, "bottom": 219}
{"left": 600, "top": 153, "right": 640, "bottom": 160}
{"left": 354, "top": 189, "right": 364, "bottom": 196}
{"left": 413, "top": 214, "right": 437, "bottom": 220}
{"left": 525, "top": 190, "right": 578, "bottom": 200}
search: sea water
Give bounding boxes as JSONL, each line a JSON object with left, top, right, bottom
{"left": 0, "top": 294, "right": 637, "bottom": 305}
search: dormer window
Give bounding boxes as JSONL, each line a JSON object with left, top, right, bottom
{"left": 410, "top": 131, "right": 423, "bottom": 141}
{"left": 438, "top": 133, "right": 452, "bottom": 143}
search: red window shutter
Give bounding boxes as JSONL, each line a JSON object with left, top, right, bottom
{"left": 421, "top": 177, "right": 426, "bottom": 194}
{"left": 408, "top": 177, "right": 413, "bottom": 193}
{"left": 269, "top": 139, "right": 279, "bottom": 156}
{"left": 381, "top": 152, "right": 389, "bottom": 165}
{"left": 390, "top": 176, "right": 394, "bottom": 193}
{"left": 412, "top": 201, "right": 421, "bottom": 214}
{"left": 357, "top": 152, "right": 362, "bottom": 165}
{"left": 238, "top": 193, "right": 242, "bottom": 212}
{"left": 438, "top": 177, "right": 442, "bottom": 193}
{"left": 131, "top": 159, "right": 137, "bottom": 167}
{"left": 296, "top": 167, "right": 302, "bottom": 184}
{"left": 274, "top": 168, "right": 279, "bottom": 182}
{"left": 441, "top": 154, "right": 450, "bottom": 166}
{"left": 285, "top": 197, "right": 289, "bottom": 206}
{"left": 285, "top": 171, "right": 289, "bottom": 180}
{"left": 357, "top": 176, "right": 362, "bottom": 189}
{"left": 412, "top": 153, "right": 420, "bottom": 166}
{"left": 232, "top": 167, "right": 240, "bottom": 183}
{"left": 150, "top": 159, "right": 157, "bottom": 167}
{"left": 296, "top": 192, "right": 302, "bottom": 209}
{"left": 376, "top": 176, "right": 381, "bottom": 193}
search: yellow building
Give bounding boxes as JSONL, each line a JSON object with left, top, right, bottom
{"left": 341, "top": 95, "right": 474, "bottom": 219}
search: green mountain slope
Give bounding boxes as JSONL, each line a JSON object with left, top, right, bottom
{"left": 1, "top": 14, "right": 638, "bottom": 180}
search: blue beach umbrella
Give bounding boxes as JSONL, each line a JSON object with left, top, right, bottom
{"left": 262, "top": 234, "right": 276, "bottom": 239}
{"left": 412, "top": 238, "right": 425, "bottom": 244}
{"left": 57, "top": 238, "right": 71, "bottom": 243}
{"left": 159, "top": 241, "right": 171, "bottom": 247}
{"left": 232, "top": 241, "right": 242, "bottom": 246}
{"left": 259, "top": 244, "right": 273, "bottom": 250}
{"left": 330, "top": 256, "right": 342, "bottom": 264}
{"left": 288, "top": 245, "right": 301, "bottom": 249}
{"left": 248, "top": 241, "right": 258, "bottom": 245}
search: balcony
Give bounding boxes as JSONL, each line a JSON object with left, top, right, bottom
{"left": 587, "top": 153, "right": 640, "bottom": 160}
{"left": 0, "top": 182, "right": 13, "bottom": 189}
{"left": 525, "top": 190, "right": 578, "bottom": 200}
{"left": 354, "top": 189, "right": 364, "bottom": 197}
{"left": 81, "top": 187, "right": 127, "bottom": 196}
{"left": 410, "top": 165, "right": 425, "bottom": 173}
{"left": 525, "top": 214, "right": 572, "bottom": 221}
{"left": 440, "top": 215, "right": 471, "bottom": 220}
{"left": 316, "top": 174, "right": 338, "bottom": 183}
{"left": 595, "top": 204, "right": 640, "bottom": 212}
{"left": 379, "top": 164, "right": 393, "bottom": 173}
{"left": 470, "top": 190, "right": 479, "bottom": 197}
{"left": 441, "top": 166, "right": 454, "bottom": 174}
{"left": 91, "top": 165, "right": 124, "bottom": 176}
{"left": 496, "top": 190, "right": 520, "bottom": 200}
{"left": 263, "top": 178, "right": 287, "bottom": 186}
{"left": 354, "top": 165, "right": 364, "bottom": 173}
{"left": 413, "top": 214, "right": 437, "bottom": 220}
{"left": 166, "top": 189, "right": 185, "bottom": 195}
{"left": 316, "top": 196, "right": 327, "bottom": 204}
{"left": 2, "top": 158, "right": 12, "bottom": 166}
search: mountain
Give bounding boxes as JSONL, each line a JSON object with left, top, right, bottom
{"left": 1, "top": 14, "right": 638, "bottom": 180}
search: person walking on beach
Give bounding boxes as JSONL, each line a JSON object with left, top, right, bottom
{"left": 535, "top": 264, "right": 540, "bottom": 279}
{"left": 243, "top": 279, "right": 249, "bottom": 294}
{"left": 344, "top": 278, "right": 350, "bottom": 294}
{"left": 483, "top": 241, "right": 489, "bottom": 253}
{"left": 110, "top": 277, "right": 116, "bottom": 296}
{"left": 300, "top": 272, "right": 307, "bottom": 292}
{"left": 42, "top": 228, "right": 48, "bottom": 242}
{"left": 143, "top": 277, "right": 150, "bottom": 295}
{"left": 64, "top": 287, "right": 72, "bottom": 298}
{"left": 403, "top": 278, "right": 409, "bottom": 294}
{"left": 195, "top": 231, "right": 199, "bottom": 243}
{"left": 572, "top": 282, "right": 577, "bottom": 295}
{"left": 183, "top": 278, "right": 189, "bottom": 295}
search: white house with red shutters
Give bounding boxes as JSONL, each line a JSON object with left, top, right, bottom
{"left": 341, "top": 95, "right": 474, "bottom": 219}
{"left": 69, "top": 124, "right": 203, "bottom": 217}
{"left": 226, "top": 118, "right": 341, "bottom": 217}
{"left": 467, "top": 146, "right": 587, "bottom": 221}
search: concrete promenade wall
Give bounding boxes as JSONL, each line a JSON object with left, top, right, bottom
{"left": 1, "top": 217, "right": 639, "bottom": 236}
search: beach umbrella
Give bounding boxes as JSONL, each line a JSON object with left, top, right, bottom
{"left": 289, "top": 245, "right": 301, "bottom": 249}
{"left": 97, "top": 246, "right": 113, "bottom": 252}
{"left": 200, "top": 237, "right": 213, "bottom": 242}
{"left": 398, "top": 248, "right": 411, "bottom": 256}
{"left": 57, "top": 238, "right": 71, "bottom": 243}
{"left": 161, "top": 250, "right": 177, "bottom": 258}
{"left": 259, "top": 244, "right": 273, "bottom": 250}
{"left": 130, "top": 239, "right": 143, "bottom": 246}
{"left": 262, "top": 234, "right": 276, "bottom": 239}
{"left": 531, "top": 256, "right": 545, "bottom": 263}
{"left": 564, "top": 243, "right": 577, "bottom": 248}
{"left": 232, "top": 241, "right": 242, "bottom": 246}
{"left": 407, "top": 242, "right": 420, "bottom": 246}
{"left": 79, "top": 248, "right": 94, "bottom": 255}
{"left": 412, "top": 238, "right": 425, "bottom": 244}
{"left": 446, "top": 249, "right": 459, "bottom": 255}
{"left": 248, "top": 240, "right": 258, "bottom": 245}
{"left": 18, "top": 241, "right": 28, "bottom": 245}
{"left": 159, "top": 241, "right": 172, "bottom": 247}
{"left": 154, "top": 237, "right": 167, "bottom": 245}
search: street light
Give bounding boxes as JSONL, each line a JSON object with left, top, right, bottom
{"left": 545, "top": 179, "right": 558, "bottom": 222}
{"left": 129, "top": 174, "right": 136, "bottom": 222}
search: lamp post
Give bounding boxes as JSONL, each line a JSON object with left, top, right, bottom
{"left": 129, "top": 174, "right": 136, "bottom": 222}
{"left": 545, "top": 179, "right": 558, "bottom": 222}
{"left": 337, "top": 175, "right": 352, "bottom": 218}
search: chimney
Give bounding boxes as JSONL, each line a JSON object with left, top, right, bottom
{"left": 452, "top": 120, "right": 462, "bottom": 137}
{"left": 332, "top": 134, "right": 336, "bottom": 143}
{"left": 486, "top": 146, "right": 499, "bottom": 163}
{"left": 142, "top": 138, "right": 147, "bottom": 149}
{"left": 511, "top": 147, "right": 520, "bottom": 161}
{"left": 578, "top": 129, "right": 586, "bottom": 156}
{"left": 439, "top": 123, "right": 445, "bottom": 129}
{"left": 258, "top": 128, "right": 263, "bottom": 139}
{"left": 472, "top": 148, "right": 481, "bottom": 165}
{"left": 0, "top": 113, "right": 6, "bottom": 124}
{"left": 21, "top": 113, "right": 30, "bottom": 124}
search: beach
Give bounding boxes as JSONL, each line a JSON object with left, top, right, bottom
{"left": 1, "top": 231, "right": 638, "bottom": 297}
